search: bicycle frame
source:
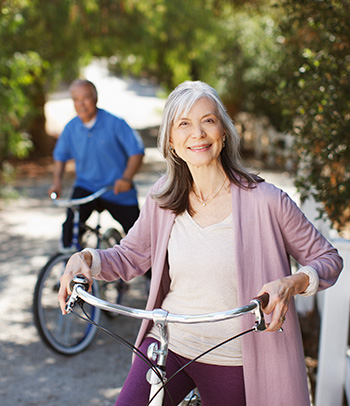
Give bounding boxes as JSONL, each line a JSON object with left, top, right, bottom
{"left": 66, "top": 275, "right": 268, "bottom": 406}
{"left": 51, "top": 185, "right": 114, "bottom": 252}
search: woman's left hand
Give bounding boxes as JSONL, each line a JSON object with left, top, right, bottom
{"left": 257, "top": 273, "right": 309, "bottom": 331}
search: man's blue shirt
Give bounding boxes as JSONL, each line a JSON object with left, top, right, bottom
{"left": 53, "top": 108, "right": 145, "bottom": 205}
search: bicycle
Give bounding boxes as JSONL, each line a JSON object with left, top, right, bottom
{"left": 65, "top": 274, "right": 270, "bottom": 406}
{"left": 33, "top": 186, "right": 128, "bottom": 355}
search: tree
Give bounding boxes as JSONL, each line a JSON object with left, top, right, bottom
{"left": 0, "top": 0, "right": 44, "bottom": 164}
{"left": 0, "top": 0, "right": 96, "bottom": 163}
{"left": 4, "top": 0, "right": 349, "bottom": 235}
{"left": 102, "top": 0, "right": 228, "bottom": 90}
{"left": 215, "top": 3, "right": 287, "bottom": 120}
{"left": 276, "top": 0, "right": 350, "bottom": 232}
{"left": 12, "top": 0, "right": 90, "bottom": 155}
{"left": 1, "top": 0, "right": 283, "bottom": 163}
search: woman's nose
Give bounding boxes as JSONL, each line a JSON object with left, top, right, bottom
{"left": 191, "top": 124, "right": 205, "bottom": 138}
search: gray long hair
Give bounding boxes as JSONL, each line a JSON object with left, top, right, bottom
{"left": 153, "top": 81, "right": 262, "bottom": 214}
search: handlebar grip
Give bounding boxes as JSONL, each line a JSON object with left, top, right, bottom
{"left": 69, "top": 275, "right": 90, "bottom": 292}
{"left": 252, "top": 292, "right": 269, "bottom": 309}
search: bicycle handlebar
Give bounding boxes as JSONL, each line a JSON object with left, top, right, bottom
{"left": 66, "top": 275, "right": 269, "bottom": 330}
{"left": 51, "top": 186, "right": 114, "bottom": 208}
{"left": 66, "top": 275, "right": 270, "bottom": 406}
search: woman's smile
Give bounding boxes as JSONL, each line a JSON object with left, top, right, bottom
{"left": 188, "top": 143, "right": 212, "bottom": 152}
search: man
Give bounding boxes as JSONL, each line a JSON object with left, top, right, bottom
{"left": 49, "top": 79, "right": 145, "bottom": 248}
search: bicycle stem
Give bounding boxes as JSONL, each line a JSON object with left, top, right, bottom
{"left": 145, "top": 309, "right": 169, "bottom": 405}
{"left": 152, "top": 309, "right": 169, "bottom": 367}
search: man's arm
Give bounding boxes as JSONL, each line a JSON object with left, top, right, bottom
{"left": 48, "top": 160, "right": 66, "bottom": 198}
{"left": 113, "top": 153, "right": 144, "bottom": 194}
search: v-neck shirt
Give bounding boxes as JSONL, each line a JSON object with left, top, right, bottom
{"left": 148, "top": 210, "right": 242, "bottom": 366}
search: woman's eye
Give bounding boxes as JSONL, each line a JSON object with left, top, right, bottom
{"left": 179, "top": 121, "right": 189, "bottom": 127}
{"left": 204, "top": 117, "right": 215, "bottom": 124}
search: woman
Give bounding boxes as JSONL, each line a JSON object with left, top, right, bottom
{"left": 58, "top": 81, "right": 343, "bottom": 406}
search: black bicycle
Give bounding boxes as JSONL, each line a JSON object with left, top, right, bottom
{"left": 33, "top": 186, "right": 126, "bottom": 355}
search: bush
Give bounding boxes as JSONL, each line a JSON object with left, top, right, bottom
{"left": 277, "top": 0, "right": 350, "bottom": 233}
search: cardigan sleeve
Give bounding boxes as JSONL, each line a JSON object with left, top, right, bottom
{"left": 94, "top": 191, "right": 155, "bottom": 282}
{"left": 296, "top": 265, "right": 319, "bottom": 295}
{"left": 275, "top": 187, "right": 343, "bottom": 291}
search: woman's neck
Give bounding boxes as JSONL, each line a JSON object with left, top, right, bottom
{"left": 191, "top": 167, "right": 227, "bottom": 202}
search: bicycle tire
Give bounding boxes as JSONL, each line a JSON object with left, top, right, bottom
{"left": 33, "top": 252, "right": 101, "bottom": 355}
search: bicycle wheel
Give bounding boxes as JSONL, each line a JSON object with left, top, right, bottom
{"left": 33, "top": 252, "right": 101, "bottom": 355}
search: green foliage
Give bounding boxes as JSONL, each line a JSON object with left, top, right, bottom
{"left": 102, "top": 1, "right": 287, "bottom": 124}
{"left": 0, "top": 2, "right": 40, "bottom": 164}
{"left": 1, "top": 0, "right": 285, "bottom": 162}
{"left": 103, "top": 0, "right": 226, "bottom": 89}
{"left": 277, "top": 0, "right": 350, "bottom": 231}
{"left": 216, "top": 4, "right": 288, "bottom": 120}
{"left": 1, "top": 0, "right": 349, "bottom": 232}
{"left": 0, "top": 0, "right": 98, "bottom": 165}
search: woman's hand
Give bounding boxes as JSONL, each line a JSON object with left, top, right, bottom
{"left": 258, "top": 273, "right": 309, "bottom": 331}
{"left": 58, "top": 251, "right": 93, "bottom": 315}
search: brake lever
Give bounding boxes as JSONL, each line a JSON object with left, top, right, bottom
{"left": 251, "top": 299, "right": 267, "bottom": 332}
{"left": 251, "top": 294, "right": 283, "bottom": 333}
{"left": 65, "top": 275, "right": 90, "bottom": 314}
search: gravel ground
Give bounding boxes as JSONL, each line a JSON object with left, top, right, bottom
{"left": 0, "top": 145, "right": 164, "bottom": 406}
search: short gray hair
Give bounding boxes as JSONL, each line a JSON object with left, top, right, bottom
{"left": 69, "top": 79, "right": 98, "bottom": 103}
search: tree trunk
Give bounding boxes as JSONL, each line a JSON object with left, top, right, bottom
{"left": 28, "top": 79, "right": 53, "bottom": 157}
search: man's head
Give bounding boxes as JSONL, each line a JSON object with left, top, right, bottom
{"left": 69, "top": 79, "right": 98, "bottom": 123}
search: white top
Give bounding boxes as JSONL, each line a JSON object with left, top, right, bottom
{"left": 148, "top": 210, "right": 243, "bottom": 366}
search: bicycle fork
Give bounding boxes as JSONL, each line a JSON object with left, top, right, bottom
{"left": 146, "top": 309, "right": 169, "bottom": 406}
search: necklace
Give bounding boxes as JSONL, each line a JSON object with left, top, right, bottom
{"left": 192, "top": 177, "right": 227, "bottom": 207}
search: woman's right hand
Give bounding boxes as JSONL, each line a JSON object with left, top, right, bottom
{"left": 58, "top": 251, "right": 93, "bottom": 315}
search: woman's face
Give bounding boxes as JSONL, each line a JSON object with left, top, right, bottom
{"left": 170, "top": 97, "right": 225, "bottom": 170}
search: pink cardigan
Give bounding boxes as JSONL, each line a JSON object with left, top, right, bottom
{"left": 97, "top": 178, "right": 343, "bottom": 406}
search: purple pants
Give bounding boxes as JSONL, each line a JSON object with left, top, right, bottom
{"left": 115, "top": 337, "right": 246, "bottom": 406}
